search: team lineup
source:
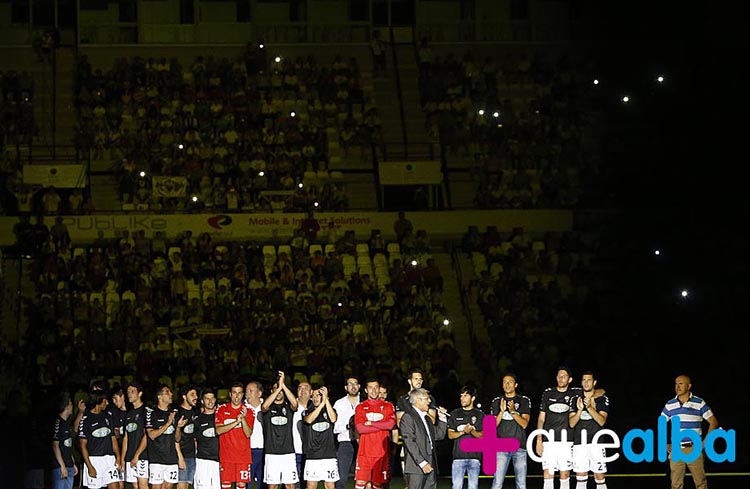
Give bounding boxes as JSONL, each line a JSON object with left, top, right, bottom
{"left": 51, "top": 369, "right": 719, "bottom": 489}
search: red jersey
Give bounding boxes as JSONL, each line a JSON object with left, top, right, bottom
{"left": 354, "top": 398, "right": 396, "bottom": 458}
{"left": 215, "top": 403, "right": 255, "bottom": 463}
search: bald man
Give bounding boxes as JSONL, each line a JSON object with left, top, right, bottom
{"left": 660, "top": 375, "right": 719, "bottom": 489}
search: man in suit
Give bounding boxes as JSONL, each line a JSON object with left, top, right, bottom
{"left": 400, "top": 388, "right": 447, "bottom": 489}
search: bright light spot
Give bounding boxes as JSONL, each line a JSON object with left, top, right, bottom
{"left": 178, "top": 143, "right": 184, "bottom": 149}
{"left": 593, "top": 79, "right": 599, "bottom": 85}
{"left": 478, "top": 109, "right": 485, "bottom": 116}
{"left": 681, "top": 290, "right": 689, "bottom": 298}
{"left": 191, "top": 196, "right": 198, "bottom": 202}
{"left": 313, "top": 201, "right": 319, "bottom": 207}
{"left": 274, "top": 56, "right": 281, "bottom": 63}
{"left": 290, "top": 111, "right": 296, "bottom": 117}
{"left": 443, "top": 319, "right": 450, "bottom": 326}
{"left": 258, "top": 171, "right": 265, "bottom": 177}
{"left": 139, "top": 171, "right": 146, "bottom": 178}
{"left": 654, "top": 250, "right": 661, "bottom": 256}
{"left": 410, "top": 260, "right": 418, "bottom": 266}
{"left": 337, "top": 302, "right": 343, "bottom": 307}
{"left": 298, "top": 182, "right": 304, "bottom": 188}
{"left": 622, "top": 96, "right": 630, "bottom": 103}
{"left": 657, "top": 75, "right": 665, "bottom": 83}
{"left": 259, "top": 43, "right": 264, "bottom": 49}
{"left": 493, "top": 111, "right": 499, "bottom": 118}
{"left": 496, "top": 124, "right": 503, "bottom": 128}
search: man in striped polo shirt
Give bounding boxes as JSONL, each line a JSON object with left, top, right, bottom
{"left": 660, "top": 375, "right": 719, "bottom": 489}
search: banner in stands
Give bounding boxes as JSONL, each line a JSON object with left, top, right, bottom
{"left": 0, "top": 210, "right": 572, "bottom": 246}
{"left": 22, "top": 165, "right": 87, "bottom": 188}
{"left": 152, "top": 176, "right": 188, "bottom": 197}
{"left": 379, "top": 161, "right": 443, "bottom": 185}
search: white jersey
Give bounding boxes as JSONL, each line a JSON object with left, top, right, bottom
{"left": 246, "top": 400, "right": 264, "bottom": 448}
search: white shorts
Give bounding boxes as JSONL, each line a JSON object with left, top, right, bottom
{"left": 572, "top": 444, "right": 607, "bottom": 474}
{"left": 304, "top": 458, "right": 340, "bottom": 482}
{"left": 541, "top": 441, "right": 573, "bottom": 473}
{"left": 83, "top": 454, "right": 120, "bottom": 489}
{"left": 195, "top": 459, "right": 221, "bottom": 489}
{"left": 149, "top": 463, "right": 179, "bottom": 485}
{"left": 125, "top": 459, "right": 149, "bottom": 483}
{"left": 264, "top": 453, "right": 299, "bottom": 485}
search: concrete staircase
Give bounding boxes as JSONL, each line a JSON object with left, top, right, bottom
{"left": 32, "top": 60, "right": 54, "bottom": 148}
{"left": 53, "top": 46, "right": 78, "bottom": 153}
{"left": 454, "top": 251, "right": 496, "bottom": 391}
{"left": 371, "top": 67, "right": 403, "bottom": 156}
{"left": 432, "top": 252, "right": 480, "bottom": 385}
{"left": 393, "top": 44, "right": 436, "bottom": 160}
{"left": 0, "top": 256, "right": 31, "bottom": 345}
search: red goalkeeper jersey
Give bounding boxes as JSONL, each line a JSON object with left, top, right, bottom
{"left": 215, "top": 403, "right": 255, "bottom": 464}
{"left": 354, "top": 398, "right": 396, "bottom": 458}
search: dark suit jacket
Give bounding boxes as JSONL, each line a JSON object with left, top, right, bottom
{"left": 401, "top": 409, "right": 447, "bottom": 475}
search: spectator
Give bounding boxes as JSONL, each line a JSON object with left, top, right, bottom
{"left": 42, "top": 187, "right": 62, "bottom": 215}
{"left": 393, "top": 211, "right": 413, "bottom": 243}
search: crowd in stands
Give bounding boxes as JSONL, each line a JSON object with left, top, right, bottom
{"left": 74, "top": 49, "right": 383, "bottom": 212}
{"left": 418, "top": 42, "right": 601, "bottom": 209}
{"left": 0, "top": 70, "right": 36, "bottom": 151}
{"left": 464, "top": 225, "right": 600, "bottom": 390}
{"left": 7, "top": 221, "right": 458, "bottom": 407}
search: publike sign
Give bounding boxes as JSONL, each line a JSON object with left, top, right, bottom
{"left": 461, "top": 417, "right": 736, "bottom": 475}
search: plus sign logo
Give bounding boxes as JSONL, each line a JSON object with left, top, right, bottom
{"left": 460, "top": 416, "right": 520, "bottom": 474}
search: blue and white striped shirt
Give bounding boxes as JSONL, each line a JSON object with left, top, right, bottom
{"left": 661, "top": 393, "right": 714, "bottom": 441}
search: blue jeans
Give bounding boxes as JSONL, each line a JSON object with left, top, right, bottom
{"left": 52, "top": 467, "right": 75, "bottom": 489}
{"left": 179, "top": 457, "right": 197, "bottom": 483}
{"left": 451, "top": 458, "right": 481, "bottom": 489}
{"left": 492, "top": 449, "right": 527, "bottom": 489}
{"left": 335, "top": 441, "right": 355, "bottom": 489}
{"left": 251, "top": 448, "right": 265, "bottom": 489}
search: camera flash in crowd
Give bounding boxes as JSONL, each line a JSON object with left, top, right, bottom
{"left": 654, "top": 249, "right": 660, "bottom": 256}
{"left": 622, "top": 95, "right": 630, "bottom": 103}
{"left": 443, "top": 319, "right": 450, "bottom": 326}
{"left": 657, "top": 75, "right": 665, "bottom": 83}
{"left": 493, "top": 111, "right": 499, "bottom": 118}
{"left": 139, "top": 171, "right": 146, "bottom": 178}
{"left": 290, "top": 111, "right": 296, "bottom": 117}
{"left": 298, "top": 182, "right": 304, "bottom": 188}
{"left": 410, "top": 259, "right": 418, "bottom": 266}
{"left": 259, "top": 43, "right": 264, "bottom": 49}
{"left": 593, "top": 79, "right": 599, "bottom": 85}
{"left": 478, "top": 109, "right": 485, "bottom": 116}
{"left": 680, "top": 289, "right": 689, "bottom": 298}
{"left": 191, "top": 196, "right": 198, "bottom": 202}
{"left": 258, "top": 171, "right": 265, "bottom": 177}
{"left": 275, "top": 56, "right": 281, "bottom": 63}
{"left": 178, "top": 143, "right": 184, "bottom": 149}
{"left": 313, "top": 201, "right": 319, "bottom": 207}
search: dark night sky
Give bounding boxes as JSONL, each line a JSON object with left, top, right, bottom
{"left": 574, "top": 0, "right": 748, "bottom": 471}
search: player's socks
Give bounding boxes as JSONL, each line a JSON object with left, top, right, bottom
{"left": 560, "top": 477, "right": 570, "bottom": 489}
{"left": 543, "top": 479, "right": 554, "bottom": 489}
{"left": 595, "top": 479, "right": 607, "bottom": 488}
{"left": 576, "top": 475, "right": 588, "bottom": 489}
{"left": 355, "top": 482, "right": 366, "bottom": 489}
